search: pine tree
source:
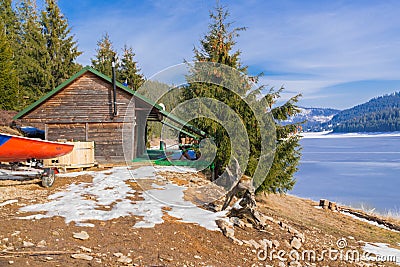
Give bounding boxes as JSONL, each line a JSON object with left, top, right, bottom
{"left": 119, "top": 45, "right": 144, "bottom": 90}
{"left": 184, "top": 5, "right": 302, "bottom": 193}
{"left": 16, "top": 0, "right": 50, "bottom": 105}
{"left": 0, "top": 0, "right": 19, "bottom": 43}
{"left": 91, "top": 33, "right": 118, "bottom": 77}
{"left": 0, "top": 21, "right": 18, "bottom": 110}
{"left": 41, "top": 0, "right": 81, "bottom": 92}
{"left": 0, "top": 0, "right": 21, "bottom": 110}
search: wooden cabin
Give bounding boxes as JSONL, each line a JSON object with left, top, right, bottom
{"left": 14, "top": 66, "right": 202, "bottom": 163}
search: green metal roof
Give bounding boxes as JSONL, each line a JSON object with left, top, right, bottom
{"left": 13, "top": 66, "right": 206, "bottom": 138}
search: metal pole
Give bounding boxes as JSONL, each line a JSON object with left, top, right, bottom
{"left": 112, "top": 57, "right": 117, "bottom": 116}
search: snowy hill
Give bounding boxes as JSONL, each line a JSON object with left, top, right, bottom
{"left": 284, "top": 107, "right": 340, "bottom": 132}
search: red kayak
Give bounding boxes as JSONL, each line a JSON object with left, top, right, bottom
{"left": 0, "top": 133, "right": 74, "bottom": 162}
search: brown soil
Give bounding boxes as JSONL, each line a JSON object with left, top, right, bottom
{"left": 0, "top": 168, "right": 399, "bottom": 267}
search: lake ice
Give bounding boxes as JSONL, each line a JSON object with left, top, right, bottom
{"left": 291, "top": 135, "right": 400, "bottom": 215}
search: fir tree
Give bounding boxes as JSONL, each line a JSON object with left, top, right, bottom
{"left": 0, "top": 0, "right": 19, "bottom": 44}
{"left": 16, "top": 0, "right": 50, "bottom": 104}
{"left": 119, "top": 45, "right": 144, "bottom": 90}
{"left": 41, "top": 0, "right": 81, "bottom": 91}
{"left": 184, "top": 5, "right": 302, "bottom": 193}
{"left": 0, "top": 22, "right": 18, "bottom": 110}
{"left": 91, "top": 33, "right": 118, "bottom": 77}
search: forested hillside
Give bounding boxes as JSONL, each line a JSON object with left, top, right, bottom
{"left": 329, "top": 92, "right": 400, "bottom": 132}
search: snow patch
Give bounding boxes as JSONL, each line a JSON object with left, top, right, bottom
{"left": 341, "top": 211, "right": 400, "bottom": 233}
{"left": 19, "top": 166, "right": 226, "bottom": 231}
{"left": 0, "top": 199, "right": 18, "bottom": 207}
{"left": 363, "top": 243, "right": 400, "bottom": 265}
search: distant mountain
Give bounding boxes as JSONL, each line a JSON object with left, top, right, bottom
{"left": 327, "top": 92, "right": 400, "bottom": 133}
{"left": 284, "top": 107, "right": 340, "bottom": 132}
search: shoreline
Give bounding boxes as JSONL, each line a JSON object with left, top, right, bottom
{"left": 301, "top": 130, "right": 400, "bottom": 138}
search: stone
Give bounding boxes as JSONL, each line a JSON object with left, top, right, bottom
{"left": 230, "top": 217, "right": 245, "bottom": 228}
{"left": 79, "top": 246, "right": 92, "bottom": 253}
{"left": 37, "top": 240, "right": 47, "bottom": 248}
{"left": 247, "top": 239, "right": 260, "bottom": 249}
{"left": 290, "top": 237, "right": 302, "bottom": 250}
{"left": 22, "top": 241, "right": 35, "bottom": 248}
{"left": 295, "top": 232, "right": 305, "bottom": 243}
{"left": 73, "top": 231, "right": 89, "bottom": 240}
{"left": 113, "top": 252, "right": 123, "bottom": 257}
{"left": 51, "top": 231, "right": 60, "bottom": 236}
{"left": 288, "top": 226, "right": 299, "bottom": 235}
{"left": 230, "top": 237, "right": 243, "bottom": 245}
{"left": 11, "top": 231, "right": 20, "bottom": 237}
{"left": 117, "top": 256, "right": 132, "bottom": 264}
{"left": 71, "top": 254, "right": 93, "bottom": 261}
{"left": 216, "top": 219, "right": 235, "bottom": 238}
{"left": 194, "top": 255, "right": 201, "bottom": 259}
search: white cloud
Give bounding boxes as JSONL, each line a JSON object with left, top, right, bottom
{"left": 61, "top": 0, "right": 400, "bottom": 108}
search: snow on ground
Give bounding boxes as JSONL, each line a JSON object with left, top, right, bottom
{"left": 363, "top": 243, "right": 400, "bottom": 265}
{"left": 301, "top": 131, "right": 400, "bottom": 138}
{"left": 340, "top": 211, "right": 400, "bottom": 233}
{"left": 18, "top": 166, "right": 226, "bottom": 230}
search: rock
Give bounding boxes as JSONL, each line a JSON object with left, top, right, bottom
{"left": 113, "top": 252, "right": 123, "bottom": 257}
{"left": 247, "top": 239, "right": 260, "bottom": 249}
{"left": 117, "top": 255, "right": 132, "bottom": 264}
{"left": 290, "top": 237, "right": 302, "bottom": 250}
{"left": 279, "top": 221, "right": 288, "bottom": 230}
{"left": 288, "top": 226, "right": 299, "bottom": 235}
{"left": 230, "top": 217, "right": 245, "bottom": 228}
{"left": 11, "top": 231, "right": 20, "bottom": 237}
{"left": 8, "top": 261, "right": 14, "bottom": 265}
{"left": 79, "top": 246, "right": 92, "bottom": 253}
{"left": 51, "top": 231, "right": 60, "bottom": 236}
{"left": 263, "top": 215, "right": 275, "bottom": 223}
{"left": 216, "top": 219, "right": 235, "bottom": 238}
{"left": 194, "top": 255, "right": 201, "bottom": 259}
{"left": 295, "top": 232, "right": 305, "bottom": 243}
{"left": 73, "top": 231, "right": 89, "bottom": 240}
{"left": 37, "top": 240, "right": 47, "bottom": 248}
{"left": 230, "top": 237, "right": 243, "bottom": 245}
{"left": 242, "top": 240, "right": 253, "bottom": 247}
{"left": 22, "top": 241, "right": 35, "bottom": 248}
{"left": 44, "top": 257, "right": 53, "bottom": 261}
{"left": 71, "top": 254, "right": 93, "bottom": 261}
{"left": 244, "top": 223, "right": 253, "bottom": 228}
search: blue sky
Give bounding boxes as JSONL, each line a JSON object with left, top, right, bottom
{"left": 55, "top": 0, "right": 400, "bottom": 110}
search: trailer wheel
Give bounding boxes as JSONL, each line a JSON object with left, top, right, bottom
{"left": 41, "top": 168, "right": 55, "bottom": 188}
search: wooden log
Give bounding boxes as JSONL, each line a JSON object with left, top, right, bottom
{"left": 319, "top": 199, "right": 329, "bottom": 209}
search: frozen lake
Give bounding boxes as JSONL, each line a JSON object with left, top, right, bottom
{"left": 291, "top": 135, "right": 400, "bottom": 214}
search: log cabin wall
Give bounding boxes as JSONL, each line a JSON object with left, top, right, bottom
{"left": 18, "top": 71, "right": 144, "bottom": 163}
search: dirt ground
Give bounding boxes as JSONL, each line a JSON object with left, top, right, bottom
{"left": 0, "top": 165, "right": 399, "bottom": 267}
